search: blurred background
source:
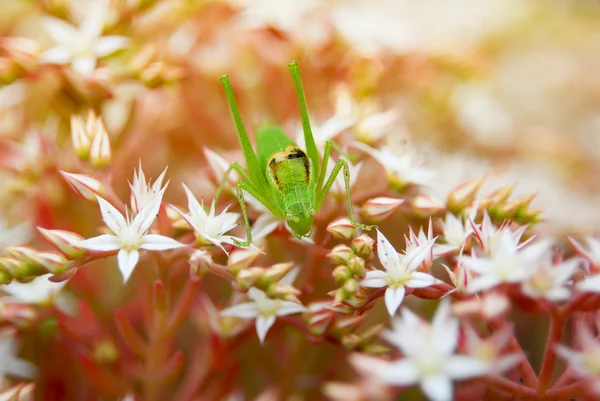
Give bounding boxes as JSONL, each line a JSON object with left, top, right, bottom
{"left": 1, "top": 0, "right": 600, "bottom": 399}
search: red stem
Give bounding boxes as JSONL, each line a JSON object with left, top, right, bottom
{"left": 537, "top": 309, "right": 565, "bottom": 393}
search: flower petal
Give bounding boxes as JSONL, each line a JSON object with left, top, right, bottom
{"left": 94, "top": 36, "right": 129, "bottom": 56}
{"left": 72, "top": 55, "right": 97, "bottom": 76}
{"left": 221, "top": 302, "right": 258, "bottom": 319}
{"left": 131, "top": 195, "right": 163, "bottom": 234}
{"left": 140, "top": 234, "right": 184, "bottom": 251}
{"left": 445, "top": 356, "right": 490, "bottom": 380}
{"left": 276, "top": 301, "right": 307, "bottom": 316}
{"left": 420, "top": 374, "right": 453, "bottom": 401}
{"left": 43, "top": 17, "right": 77, "bottom": 43}
{"left": 467, "top": 275, "right": 502, "bottom": 294}
{"left": 117, "top": 249, "right": 140, "bottom": 283}
{"left": 39, "top": 46, "right": 72, "bottom": 64}
{"left": 406, "top": 271, "right": 438, "bottom": 288}
{"left": 96, "top": 196, "right": 127, "bottom": 234}
{"left": 376, "top": 359, "right": 419, "bottom": 386}
{"left": 255, "top": 315, "right": 276, "bottom": 344}
{"left": 376, "top": 229, "right": 401, "bottom": 270}
{"left": 79, "top": 234, "right": 120, "bottom": 251}
{"left": 251, "top": 213, "right": 282, "bottom": 242}
{"left": 361, "top": 270, "right": 388, "bottom": 288}
{"left": 384, "top": 286, "right": 406, "bottom": 316}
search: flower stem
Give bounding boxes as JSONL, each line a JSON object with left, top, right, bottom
{"left": 537, "top": 310, "right": 565, "bottom": 393}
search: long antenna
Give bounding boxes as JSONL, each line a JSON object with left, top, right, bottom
{"left": 220, "top": 75, "right": 262, "bottom": 183}
{"left": 288, "top": 61, "right": 320, "bottom": 176}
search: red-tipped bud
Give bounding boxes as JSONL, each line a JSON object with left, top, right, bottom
{"left": 351, "top": 234, "right": 374, "bottom": 260}
{"left": 0, "top": 257, "right": 21, "bottom": 279}
{"left": 327, "top": 217, "right": 356, "bottom": 241}
{"left": 333, "top": 314, "right": 367, "bottom": 333}
{"left": 327, "top": 303, "right": 355, "bottom": 314}
{"left": 332, "top": 265, "right": 352, "bottom": 283}
{"left": 482, "top": 186, "right": 514, "bottom": 208}
{"left": 263, "top": 262, "right": 294, "bottom": 283}
{"left": 341, "top": 333, "right": 362, "bottom": 350}
{"left": 267, "top": 283, "right": 301, "bottom": 299}
{"left": 411, "top": 194, "right": 445, "bottom": 218}
{"left": 37, "top": 228, "right": 86, "bottom": 259}
{"left": 447, "top": 177, "right": 484, "bottom": 212}
{"left": 307, "top": 310, "right": 334, "bottom": 336}
{"left": 4, "top": 247, "right": 45, "bottom": 277}
{"left": 360, "top": 323, "right": 384, "bottom": 342}
{"left": 343, "top": 278, "right": 359, "bottom": 295}
{"left": 60, "top": 171, "right": 106, "bottom": 202}
{"left": 360, "top": 197, "right": 403, "bottom": 222}
{"left": 236, "top": 267, "right": 265, "bottom": 289}
{"left": 327, "top": 245, "right": 355, "bottom": 265}
{"left": 227, "top": 247, "right": 262, "bottom": 274}
{"left": 33, "top": 252, "right": 68, "bottom": 274}
{"left": 347, "top": 256, "right": 366, "bottom": 279}
{"left": 344, "top": 290, "right": 368, "bottom": 309}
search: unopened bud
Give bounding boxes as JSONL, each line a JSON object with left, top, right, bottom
{"left": 343, "top": 278, "right": 359, "bottom": 295}
{"left": 0, "top": 258, "right": 20, "bottom": 278}
{"left": 263, "top": 262, "right": 294, "bottom": 283}
{"left": 483, "top": 186, "right": 514, "bottom": 208}
{"left": 327, "top": 217, "right": 356, "bottom": 241}
{"left": 360, "top": 197, "right": 403, "bottom": 223}
{"left": 518, "top": 208, "right": 542, "bottom": 223}
{"left": 341, "top": 333, "right": 362, "bottom": 350}
{"left": 4, "top": 247, "right": 45, "bottom": 276}
{"left": 333, "top": 314, "right": 367, "bottom": 333}
{"left": 326, "top": 302, "right": 355, "bottom": 314}
{"left": 267, "top": 283, "right": 301, "bottom": 299}
{"left": 344, "top": 290, "right": 368, "bottom": 309}
{"left": 334, "top": 288, "right": 347, "bottom": 304}
{"left": 0, "top": 269, "right": 11, "bottom": 284}
{"left": 347, "top": 256, "right": 366, "bottom": 279}
{"left": 360, "top": 323, "right": 384, "bottom": 343}
{"left": 236, "top": 267, "right": 264, "bottom": 289}
{"left": 130, "top": 44, "right": 158, "bottom": 73}
{"left": 227, "top": 247, "right": 261, "bottom": 274}
{"left": 332, "top": 265, "right": 352, "bottom": 283}
{"left": 362, "top": 344, "right": 390, "bottom": 355}
{"left": 33, "top": 252, "right": 68, "bottom": 274}
{"left": 189, "top": 250, "right": 212, "bottom": 280}
{"left": 351, "top": 234, "right": 374, "bottom": 260}
{"left": 447, "top": 177, "right": 484, "bottom": 212}
{"left": 140, "top": 62, "right": 167, "bottom": 88}
{"left": 89, "top": 118, "right": 111, "bottom": 168}
{"left": 327, "top": 244, "right": 354, "bottom": 265}
{"left": 307, "top": 311, "right": 334, "bottom": 336}
{"left": 411, "top": 194, "right": 445, "bottom": 218}
{"left": 60, "top": 171, "right": 106, "bottom": 203}
{"left": 70, "top": 115, "right": 92, "bottom": 159}
{"left": 37, "top": 228, "right": 85, "bottom": 259}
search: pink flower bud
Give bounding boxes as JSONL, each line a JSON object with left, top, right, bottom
{"left": 360, "top": 197, "right": 403, "bottom": 223}
{"left": 60, "top": 171, "right": 106, "bottom": 202}
{"left": 332, "top": 265, "right": 352, "bottom": 283}
{"left": 411, "top": 194, "right": 445, "bottom": 218}
{"left": 341, "top": 333, "right": 362, "bottom": 349}
{"left": 333, "top": 314, "right": 367, "bottom": 333}
{"left": 347, "top": 256, "right": 366, "bottom": 279}
{"left": 37, "top": 228, "right": 86, "bottom": 259}
{"left": 327, "top": 302, "right": 355, "bottom": 314}
{"left": 227, "top": 247, "right": 262, "bottom": 274}
{"left": 263, "top": 262, "right": 294, "bottom": 283}
{"left": 351, "top": 234, "right": 374, "bottom": 260}
{"left": 327, "top": 217, "right": 356, "bottom": 241}
{"left": 33, "top": 252, "right": 68, "bottom": 275}
{"left": 236, "top": 267, "right": 265, "bottom": 289}
{"left": 0, "top": 257, "right": 20, "bottom": 279}
{"left": 327, "top": 244, "right": 354, "bottom": 265}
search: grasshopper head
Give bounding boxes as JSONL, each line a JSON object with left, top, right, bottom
{"left": 286, "top": 205, "right": 314, "bottom": 239}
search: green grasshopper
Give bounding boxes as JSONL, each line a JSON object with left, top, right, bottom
{"left": 215, "top": 61, "right": 371, "bottom": 245}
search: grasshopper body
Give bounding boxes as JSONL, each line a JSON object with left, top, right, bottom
{"left": 215, "top": 61, "right": 371, "bottom": 245}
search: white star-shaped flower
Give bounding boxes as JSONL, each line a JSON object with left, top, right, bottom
{"left": 556, "top": 323, "right": 600, "bottom": 395}
{"left": 352, "top": 142, "right": 435, "bottom": 190}
{"left": 221, "top": 287, "right": 306, "bottom": 344}
{"left": 353, "top": 301, "right": 515, "bottom": 401}
{"left": 521, "top": 255, "right": 579, "bottom": 302}
{"left": 361, "top": 229, "right": 439, "bottom": 316}
{"left": 79, "top": 193, "right": 184, "bottom": 283}
{"left": 129, "top": 162, "right": 169, "bottom": 213}
{"left": 174, "top": 184, "right": 244, "bottom": 253}
{"left": 39, "top": 0, "right": 129, "bottom": 76}
{"left": 462, "top": 231, "right": 552, "bottom": 294}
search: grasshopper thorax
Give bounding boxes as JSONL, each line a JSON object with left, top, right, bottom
{"left": 266, "top": 145, "right": 315, "bottom": 238}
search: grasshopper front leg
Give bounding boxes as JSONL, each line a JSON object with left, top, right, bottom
{"left": 214, "top": 162, "right": 254, "bottom": 206}
{"left": 234, "top": 181, "right": 282, "bottom": 247}
{"left": 316, "top": 144, "right": 374, "bottom": 232}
